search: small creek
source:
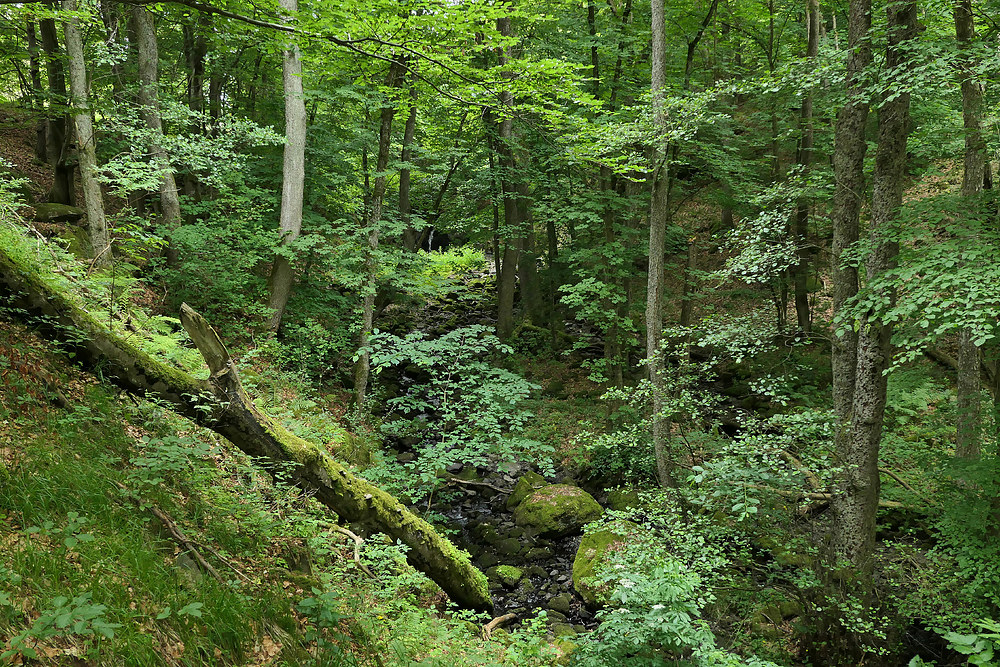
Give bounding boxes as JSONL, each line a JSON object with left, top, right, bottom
{"left": 429, "top": 468, "right": 598, "bottom": 632}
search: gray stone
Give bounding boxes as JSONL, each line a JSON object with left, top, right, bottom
{"left": 32, "top": 202, "right": 85, "bottom": 223}
{"left": 547, "top": 593, "right": 573, "bottom": 614}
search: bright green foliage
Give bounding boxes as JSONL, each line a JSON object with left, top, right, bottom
{"left": 1, "top": 593, "right": 120, "bottom": 661}
{"left": 944, "top": 619, "right": 1000, "bottom": 666}
{"left": 367, "top": 325, "right": 545, "bottom": 501}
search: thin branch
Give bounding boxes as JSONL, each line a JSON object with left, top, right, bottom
{"left": 445, "top": 476, "right": 512, "bottom": 494}
{"left": 780, "top": 449, "right": 823, "bottom": 491}
{"left": 332, "top": 525, "right": 374, "bottom": 577}
{"left": 116, "top": 482, "right": 224, "bottom": 582}
{"left": 482, "top": 613, "right": 517, "bottom": 640}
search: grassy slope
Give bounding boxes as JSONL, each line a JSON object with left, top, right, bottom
{"left": 0, "top": 317, "right": 559, "bottom": 666}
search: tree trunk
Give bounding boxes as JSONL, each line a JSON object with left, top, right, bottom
{"left": 266, "top": 0, "right": 308, "bottom": 333}
{"left": 495, "top": 15, "right": 520, "bottom": 341}
{"left": 39, "top": 11, "right": 74, "bottom": 206}
{"left": 354, "top": 62, "right": 402, "bottom": 413}
{"left": 399, "top": 69, "right": 419, "bottom": 252}
{"left": 829, "top": 0, "right": 871, "bottom": 520}
{"left": 62, "top": 0, "right": 110, "bottom": 266}
{"left": 26, "top": 20, "right": 47, "bottom": 162}
{"left": 98, "top": 0, "right": 125, "bottom": 105}
{"left": 130, "top": 6, "right": 183, "bottom": 262}
{"left": 833, "top": 1, "right": 917, "bottom": 573}
{"left": 646, "top": 0, "right": 675, "bottom": 489}
{"left": 792, "top": 0, "right": 819, "bottom": 334}
{"left": 954, "top": 0, "right": 985, "bottom": 459}
{"left": 0, "top": 246, "right": 491, "bottom": 612}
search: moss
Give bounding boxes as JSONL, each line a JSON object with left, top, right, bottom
{"left": 571, "top": 520, "right": 641, "bottom": 607}
{"left": 513, "top": 484, "right": 603, "bottom": 538}
{"left": 506, "top": 470, "right": 547, "bottom": 509}
{"left": 494, "top": 565, "right": 523, "bottom": 587}
{"left": 31, "top": 202, "right": 85, "bottom": 222}
{"left": 606, "top": 487, "right": 642, "bottom": 511}
{"left": 0, "top": 234, "right": 494, "bottom": 611}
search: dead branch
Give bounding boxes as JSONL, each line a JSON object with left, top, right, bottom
{"left": 445, "top": 476, "right": 512, "bottom": 494}
{"left": 483, "top": 613, "right": 517, "bottom": 640}
{"left": 780, "top": 449, "right": 823, "bottom": 491}
{"left": 332, "top": 525, "right": 374, "bottom": 578}
{"left": 116, "top": 483, "right": 223, "bottom": 582}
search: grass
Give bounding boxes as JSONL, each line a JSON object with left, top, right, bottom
{"left": 0, "top": 316, "right": 564, "bottom": 666}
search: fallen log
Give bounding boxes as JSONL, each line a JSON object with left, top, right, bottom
{"left": 0, "top": 240, "right": 491, "bottom": 611}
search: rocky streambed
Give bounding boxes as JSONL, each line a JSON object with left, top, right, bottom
{"left": 430, "top": 469, "right": 613, "bottom": 635}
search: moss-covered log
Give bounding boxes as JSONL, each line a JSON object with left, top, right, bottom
{"left": 0, "top": 244, "right": 492, "bottom": 611}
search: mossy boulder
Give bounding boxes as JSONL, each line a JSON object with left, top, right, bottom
{"left": 572, "top": 520, "right": 642, "bottom": 607}
{"left": 606, "top": 487, "right": 642, "bottom": 511}
{"left": 32, "top": 203, "right": 85, "bottom": 223}
{"left": 513, "top": 484, "right": 603, "bottom": 538}
{"left": 506, "top": 471, "right": 547, "bottom": 510}
{"left": 494, "top": 565, "right": 523, "bottom": 587}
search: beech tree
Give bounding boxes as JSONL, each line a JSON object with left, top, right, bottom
{"left": 265, "top": 0, "right": 307, "bottom": 333}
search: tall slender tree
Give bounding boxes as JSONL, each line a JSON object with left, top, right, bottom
{"left": 130, "top": 5, "right": 183, "bottom": 263}
{"left": 954, "top": 0, "right": 986, "bottom": 459}
{"left": 62, "top": 0, "right": 109, "bottom": 265}
{"left": 833, "top": 0, "right": 918, "bottom": 574}
{"left": 354, "top": 61, "right": 403, "bottom": 414}
{"left": 266, "top": 0, "right": 308, "bottom": 332}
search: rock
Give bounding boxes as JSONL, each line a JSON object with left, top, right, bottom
{"left": 396, "top": 452, "right": 416, "bottom": 464}
{"left": 496, "top": 537, "right": 523, "bottom": 558}
{"left": 32, "top": 202, "right": 85, "bottom": 223}
{"left": 446, "top": 462, "right": 464, "bottom": 474}
{"left": 473, "top": 524, "right": 501, "bottom": 546}
{"left": 479, "top": 553, "right": 499, "bottom": 569}
{"left": 506, "top": 471, "right": 548, "bottom": 510}
{"left": 547, "top": 593, "right": 573, "bottom": 614}
{"left": 525, "top": 547, "right": 553, "bottom": 560}
{"left": 550, "top": 623, "right": 577, "bottom": 638}
{"left": 546, "top": 610, "right": 568, "bottom": 623}
{"left": 606, "top": 487, "right": 642, "bottom": 511}
{"left": 525, "top": 565, "right": 547, "bottom": 578}
{"left": 175, "top": 552, "right": 203, "bottom": 587}
{"left": 572, "top": 520, "right": 644, "bottom": 608}
{"left": 494, "top": 565, "right": 524, "bottom": 588}
{"left": 513, "top": 484, "right": 603, "bottom": 538}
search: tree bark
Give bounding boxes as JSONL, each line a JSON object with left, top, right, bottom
{"left": 829, "top": 0, "right": 871, "bottom": 518}
{"left": 354, "top": 62, "right": 402, "bottom": 413}
{"left": 646, "top": 0, "right": 675, "bottom": 489}
{"left": 0, "top": 246, "right": 491, "bottom": 612}
{"left": 266, "top": 0, "right": 308, "bottom": 333}
{"left": 39, "top": 11, "right": 74, "bottom": 206}
{"left": 833, "top": 1, "right": 917, "bottom": 573}
{"left": 792, "top": 0, "right": 819, "bottom": 333}
{"left": 62, "top": 0, "right": 110, "bottom": 266}
{"left": 26, "top": 20, "right": 47, "bottom": 162}
{"left": 954, "top": 0, "right": 985, "bottom": 458}
{"left": 130, "top": 6, "right": 183, "bottom": 262}
{"left": 399, "top": 68, "right": 419, "bottom": 252}
{"left": 495, "top": 14, "right": 520, "bottom": 341}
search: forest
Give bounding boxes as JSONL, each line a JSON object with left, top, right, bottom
{"left": 0, "top": 0, "right": 999, "bottom": 663}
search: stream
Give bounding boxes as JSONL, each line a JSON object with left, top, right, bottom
{"left": 431, "top": 467, "right": 598, "bottom": 633}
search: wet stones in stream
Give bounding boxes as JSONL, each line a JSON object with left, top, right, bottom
{"left": 436, "top": 473, "right": 603, "bottom": 635}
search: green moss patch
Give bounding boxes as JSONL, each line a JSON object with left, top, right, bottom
{"left": 513, "top": 484, "right": 603, "bottom": 538}
{"left": 572, "top": 520, "right": 643, "bottom": 607}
